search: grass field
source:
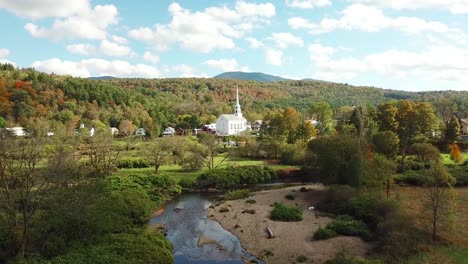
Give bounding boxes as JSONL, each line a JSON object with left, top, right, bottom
{"left": 113, "top": 154, "right": 295, "bottom": 182}
{"left": 441, "top": 152, "right": 468, "bottom": 165}
{"left": 394, "top": 186, "right": 468, "bottom": 263}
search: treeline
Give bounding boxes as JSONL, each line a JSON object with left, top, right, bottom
{"left": 1, "top": 64, "right": 468, "bottom": 138}
{"left": 0, "top": 135, "right": 179, "bottom": 263}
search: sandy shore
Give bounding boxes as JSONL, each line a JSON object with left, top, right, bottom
{"left": 207, "top": 184, "right": 373, "bottom": 264}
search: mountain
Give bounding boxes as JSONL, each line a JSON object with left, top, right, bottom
{"left": 89, "top": 76, "right": 117, "bottom": 80}
{"left": 213, "top": 71, "right": 291, "bottom": 82}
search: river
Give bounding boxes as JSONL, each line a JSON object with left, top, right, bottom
{"left": 149, "top": 192, "right": 264, "bottom": 264}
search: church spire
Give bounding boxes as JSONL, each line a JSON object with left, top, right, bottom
{"left": 234, "top": 85, "right": 242, "bottom": 117}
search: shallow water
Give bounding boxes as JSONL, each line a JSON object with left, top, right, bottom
{"left": 149, "top": 192, "right": 263, "bottom": 264}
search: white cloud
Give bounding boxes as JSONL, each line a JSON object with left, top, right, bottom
{"left": 270, "top": 32, "right": 304, "bottom": 48}
{"left": 0, "top": 48, "right": 10, "bottom": 58}
{"left": 129, "top": 1, "right": 275, "bottom": 53}
{"left": 246, "top": 37, "right": 264, "bottom": 48}
{"left": 167, "top": 64, "right": 208, "bottom": 78}
{"left": 99, "top": 40, "right": 133, "bottom": 57}
{"left": 348, "top": 0, "right": 468, "bottom": 14}
{"left": 308, "top": 43, "right": 468, "bottom": 84}
{"left": 289, "top": 4, "right": 449, "bottom": 34}
{"left": 31, "top": 58, "right": 160, "bottom": 78}
{"left": 111, "top": 35, "right": 128, "bottom": 44}
{"left": 265, "top": 48, "right": 283, "bottom": 66}
{"left": 25, "top": 4, "right": 118, "bottom": 40}
{"left": 66, "top": 43, "right": 96, "bottom": 55}
{"left": 204, "top": 58, "right": 249, "bottom": 72}
{"left": 0, "top": 0, "right": 89, "bottom": 19}
{"left": 285, "top": 0, "right": 331, "bottom": 9}
{"left": 143, "top": 51, "right": 159, "bottom": 64}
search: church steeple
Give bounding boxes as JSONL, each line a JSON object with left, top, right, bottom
{"left": 234, "top": 85, "right": 242, "bottom": 117}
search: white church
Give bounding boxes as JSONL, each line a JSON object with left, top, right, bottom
{"left": 216, "top": 86, "right": 248, "bottom": 136}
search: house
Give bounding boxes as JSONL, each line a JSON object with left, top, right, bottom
{"left": 135, "top": 128, "right": 146, "bottom": 137}
{"left": 5, "top": 127, "right": 28, "bottom": 137}
{"left": 110, "top": 127, "right": 119, "bottom": 136}
{"left": 162, "top": 127, "right": 176, "bottom": 136}
{"left": 461, "top": 119, "right": 468, "bottom": 136}
{"left": 202, "top": 123, "right": 216, "bottom": 134}
{"left": 216, "top": 86, "right": 248, "bottom": 136}
{"left": 176, "top": 127, "right": 185, "bottom": 136}
{"left": 251, "top": 120, "right": 263, "bottom": 130}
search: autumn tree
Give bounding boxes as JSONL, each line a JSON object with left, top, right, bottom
{"left": 310, "top": 101, "right": 333, "bottom": 137}
{"left": 119, "top": 119, "right": 135, "bottom": 151}
{"left": 295, "top": 120, "right": 317, "bottom": 143}
{"left": 376, "top": 102, "right": 398, "bottom": 132}
{"left": 282, "top": 107, "right": 300, "bottom": 143}
{"left": 449, "top": 144, "right": 463, "bottom": 164}
{"left": 424, "top": 162, "right": 456, "bottom": 241}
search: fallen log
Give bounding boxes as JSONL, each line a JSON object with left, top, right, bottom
{"left": 266, "top": 226, "right": 274, "bottom": 239}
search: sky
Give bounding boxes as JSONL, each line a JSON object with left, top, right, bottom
{"left": 0, "top": 0, "right": 468, "bottom": 91}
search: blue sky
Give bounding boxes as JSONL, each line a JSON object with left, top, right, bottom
{"left": 0, "top": 0, "right": 467, "bottom": 91}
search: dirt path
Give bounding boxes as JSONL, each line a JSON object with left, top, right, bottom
{"left": 207, "top": 184, "right": 373, "bottom": 264}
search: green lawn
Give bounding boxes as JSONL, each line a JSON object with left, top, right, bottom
{"left": 409, "top": 246, "right": 468, "bottom": 264}
{"left": 441, "top": 153, "right": 468, "bottom": 165}
{"left": 114, "top": 155, "right": 268, "bottom": 182}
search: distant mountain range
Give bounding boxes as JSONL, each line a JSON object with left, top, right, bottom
{"left": 213, "top": 71, "right": 292, "bottom": 82}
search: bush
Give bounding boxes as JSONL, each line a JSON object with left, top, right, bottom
{"left": 178, "top": 178, "right": 195, "bottom": 189}
{"left": 449, "top": 166, "right": 468, "bottom": 186}
{"left": 280, "top": 143, "right": 307, "bottom": 165}
{"left": 241, "top": 209, "right": 256, "bottom": 214}
{"left": 196, "top": 165, "right": 276, "bottom": 190}
{"left": 296, "top": 255, "right": 308, "bottom": 263}
{"left": 326, "top": 215, "right": 372, "bottom": 240}
{"left": 313, "top": 227, "right": 337, "bottom": 240}
{"left": 284, "top": 194, "right": 295, "bottom": 200}
{"left": 224, "top": 189, "right": 250, "bottom": 200}
{"left": 394, "top": 170, "right": 426, "bottom": 186}
{"left": 116, "top": 159, "right": 152, "bottom": 169}
{"left": 245, "top": 199, "right": 256, "bottom": 204}
{"left": 270, "top": 203, "right": 303, "bottom": 222}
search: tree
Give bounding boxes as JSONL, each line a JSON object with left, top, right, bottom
{"left": 197, "top": 133, "right": 229, "bottom": 170}
{"left": 0, "top": 138, "right": 56, "bottom": 258}
{"left": 0, "top": 117, "right": 6, "bottom": 128}
{"left": 449, "top": 144, "right": 463, "bottom": 164}
{"left": 310, "top": 101, "right": 333, "bottom": 137}
{"left": 295, "top": 120, "right": 317, "bottom": 143}
{"left": 424, "top": 162, "right": 456, "bottom": 241}
{"left": 147, "top": 137, "right": 177, "bottom": 173}
{"left": 86, "top": 133, "right": 120, "bottom": 177}
{"left": 377, "top": 102, "right": 398, "bottom": 132}
{"left": 444, "top": 115, "right": 461, "bottom": 143}
{"left": 364, "top": 154, "right": 396, "bottom": 198}
{"left": 282, "top": 107, "right": 300, "bottom": 143}
{"left": 119, "top": 120, "right": 135, "bottom": 151}
{"left": 372, "top": 131, "right": 399, "bottom": 158}
{"left": 410, "top": 143, "right": 441, "bottom": 167}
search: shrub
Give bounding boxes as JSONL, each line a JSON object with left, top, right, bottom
{"left": 284, "top": 194, "right": 295, "bottom": 200}
{"left": 116, "top": 159, "right": 152, "bottom": 169}
{"left": 449, "top": 166, "right": 468, "bottom": 186}
{"left": 394, "top": 170, "right": 426, "bottom": 186}
{"left": 241, "top": 209, "right": 256, "bottom": 214}
{"left": 270, "top": 203, "right": 303, "bottom": 222}
{"left": 326, "top": 215, "right": 372, "bottom": 240}
{"left": 313, "top": 227, "right": 337, "bottom": 240}
{"left": 178, "top": 178, "right": 195, "bottom": 189}
{"left": 196, "top": 165, "right": 276, "bottom": 190}
{"left": 245, "top": 199, "right": 256, "bottom": 204}
{"left": 219, "top": 207, "right": 229, "bottom": 213}
{"left": 296, "top": 255, "right": 308, "bottom": 263}
{"left": 224, "top": 189, "right": 250, "bottom": 200}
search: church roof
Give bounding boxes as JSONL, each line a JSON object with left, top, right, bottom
{"left": 218, "top": 114, "right": 246, "bottom": 121}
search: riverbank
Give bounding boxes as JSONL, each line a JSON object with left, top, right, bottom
{"left": 207, "top": 184, "right": 373, "bottom": 264}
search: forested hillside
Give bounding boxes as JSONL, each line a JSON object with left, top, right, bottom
{"left": 1, "top": 64, "right": 467, "bottom": 136}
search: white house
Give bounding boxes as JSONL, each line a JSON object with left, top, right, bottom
{"left": 135, "top": 128, "right": 146, "bottom": 137}
{"left": 110, "top": 127, "right": 119, "bottom": 136}
{"left": 216, "top": 86, "right": 248, "bottom": 136}
{"left": 461, "top": 119, "right": 468, "bottom": 136}
{"left": 162, "top": 127, "right": 176, "bottom": 136}
{"left": 5, "top": 127, "right": 28, "bottom": 137}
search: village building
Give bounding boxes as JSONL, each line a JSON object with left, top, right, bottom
{"left": 216, "top": 86, "right": 248, "bottom": 136}
{"left": 135, "top": 128, "right": 146, "bottom": 137}
{"left": 5, "top": 127, "right": 28, "bottom": 137}
{"left": 162, "top": 127, "right": 176, "bottom": 136}
{"left": 251, "top": 120, "right": 263, "bottom": 130}
{"left": 461, "top": 118, "right": 468, "bottom": 136}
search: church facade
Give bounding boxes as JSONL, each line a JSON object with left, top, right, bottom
{"left": 216, "top": 86, "right": 248, "bottom": 136}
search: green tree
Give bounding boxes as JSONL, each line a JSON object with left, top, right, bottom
{"left": 197, "top": 133, "right": 229, "bottom": 170}
{"left": 444, "top": 115, "right": 461, "bottom": 143}
{"left": 424, "top": 162, "right": 456, "bottom": 241}
{"left": 310, "top": 101, "right": 333, "bottom": 137}
{"left": 364, "top": 154, "right": 396, "bottom": 197}
{"left": 147, "top": 137, "right": 178, "bottom": 173}
{"left": 377, "top": 102, "right": 398, "bottom": 132}
{"left": 372, "top": 131, "right": 399, "bottom": 158}
{"left": 0, "top": 117, "right": 6, "bottom": 128}
{"left": 410, "top": 143, "right": 441, "bottom": 167}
